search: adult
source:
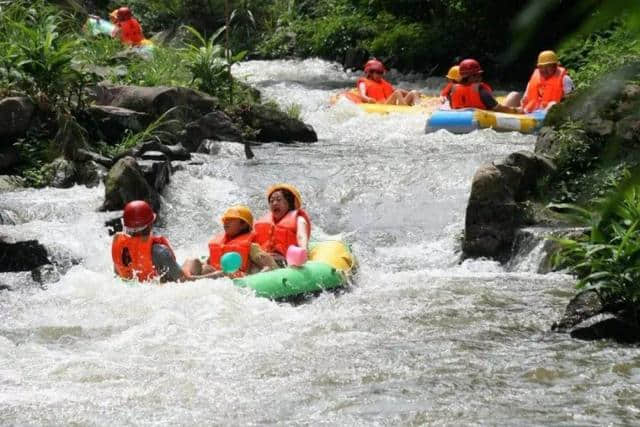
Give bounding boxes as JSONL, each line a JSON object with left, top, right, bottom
{"left": 202, "top": 205, "right": 278, "bottom": 277}
{"left": 254, "top": 184, "right": 311, "bottom": 264}
{"left": 521, "top": 50, "right": 573, "bottom": 113}
{"left": 112, "top": 7, "right": 144, "bottom": 46}
{"left": 111, "top": 200, "right": 211, "bottom": 282}
{"left": 450, "top": 59, "right": 523, "bottom": 114}
{"left": 357, "top": 59, "right": 421, "bottom": 106}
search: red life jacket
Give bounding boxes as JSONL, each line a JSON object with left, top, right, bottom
{"left": 450, "top": 82, "right": 494, "bottom": 109}
{"left": 111, "top": 233, "right": 174, "bottom": 281}
{"left": 357, "top": 77, "right": 395, "bottom": 102}
{"left": 523, "top": 66, "right": 567, "bottom": 113}
{"left": 208, "top": 231, "right": 256, "bottom": 277}
{"left": 254, "top": 209, "right": 311, "bottom": 256}
{"left": 118, "top": 18, "right": 144, "bottom": 45}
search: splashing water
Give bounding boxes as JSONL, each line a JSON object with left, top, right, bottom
{"left": 1, "top": 59, "right": 638, "bottom": 425}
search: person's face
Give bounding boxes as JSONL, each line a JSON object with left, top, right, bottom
{"left": 269, "top": 190, "right": 292, "bottom": 221}
{"left": 223, "top": 218, "right": 248, "bottom": 238}
{"left": 370, "top": 70, "right": 383, "bottom": 81}
{"left": 539, "top": 63, "right": 557, "bottom": 78}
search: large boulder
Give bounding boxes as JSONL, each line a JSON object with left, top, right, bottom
{"left": 87, "top": 105, "right": 152, "bottom": 143}
{"left": 236, "top": 104, "right": 317, "bottom": 143}
{"left": 462, "top": 163, "right": 524, "bottom": 260}
{"left": 42, "top": 157, "right": 77, "bottom": 189}
{"left": 185, "top": 110, "right": 244, "bottom": 150}
{"left": 616, "top": 113, "right": 640, "bottom": 143}
{"left": 137, "top": 158, "right": 172, "bottom": 193}
{"left": 0, "top": 239, "right": 50, "bottom": 272}
{"left": 94, "top": 85, "right": 218, "bottom": 117}
{"left": 101, "top": 156, "right": 162, "bottom": 212}
{"left": 0, "top": 96, "right": 35, "bottom": 138}
{"left": 502, "top": 151, "right": 556, "bottom": 200}
{"left": 0, "top": 146, "right": 19, "bottom": 173}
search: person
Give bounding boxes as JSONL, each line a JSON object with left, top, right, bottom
{"left": 450, "top": 58, "right": 523, "bottom": 114}
{"left": 111, "top": 7, "right": 144, "bottom": 46}
{"left": 111, "top": 200, "right": 212, "bottom": 283}
{"left": 254, "top": 184, "right": 311, "bottom": 264}
{"left": 521, "top": 50, "right": 573, "bottom": 113}
{"left": 357, "top": 59, "right": 421, "bottom": 106}
{"left": 440, "top": 65, "right": 461, "bottom": 107}
{"left": 199, "top": 205, "right": 278, "bottom": 277}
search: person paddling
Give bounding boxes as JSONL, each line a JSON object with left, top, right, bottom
{"left": 521, "top": 50, "right": 574, "bottom": 113}
{"left": 111, "top": 200, "right": 212, "bottom": 283}
{"left": 450, "top": 59, "right": 523, "bottom": 114}
{"left": 357, "top": 59, "right": 421, "bottom": 106}
{"left": 254, "top": 184, "right": 311, "bottom": 265}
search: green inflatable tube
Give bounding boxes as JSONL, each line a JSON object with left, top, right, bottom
{"left": 233, "top": 261, "right": 346, "bottom": 299}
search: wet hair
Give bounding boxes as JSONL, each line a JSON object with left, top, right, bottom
{"left": 269, "top": 189, "right": 296, "bottom": 211}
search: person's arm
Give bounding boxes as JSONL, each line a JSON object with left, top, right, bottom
{"left": 358, "top": 82, "right": 376, "bottom": 103}
{"left": 479, "top": 86, "right": 523, "bottom": 114}
{"left": 249, "top": 243, "right": 278, "bottom": 271}
{"left": 151, "top": 244, "right": 185, "bottom": 282}
{"left": 296, "top": 216, "right": 309, "bottom": 250}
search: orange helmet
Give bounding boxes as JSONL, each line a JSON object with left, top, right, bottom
{"left": 116, "top": 7, "right": 132, "bottom": 21}
{"left": 123, "top": 200, "right": 155, "bottom": 230}
{"left": 459, "top": 59, "right": 483, "bottom": 78}
{"left": 221, "top": 205, "right": 254, "bottom": 227}
{"left": 364, "top": 59, "right": 386, "bottom": 74}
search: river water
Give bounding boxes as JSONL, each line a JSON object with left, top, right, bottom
{"left": 1, "top": 59, "right": 639, "bottom": 425}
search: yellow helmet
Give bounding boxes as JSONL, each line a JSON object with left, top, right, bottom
{"left": 537, "top": 50, "right": 559, "bottom": 66}
{"left": 266, "top": 183, "right": 302, "bottom": 209}
{"left": 221, "top": 205, "right": 253, "bottom": 227}
{"left": 445, "top": 65, "right": 461, "bottom": 82}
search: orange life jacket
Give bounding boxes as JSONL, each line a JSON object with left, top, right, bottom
{"left": 208, "top": 231, "right": 256, "bottom": 277}
{"left": 450, "top": 82, "right": 494, "bottom": 110}
{"left": 523, "top": 66, "right": 567, "bottom": 113}
{"left": 357, "top": 77, "right": 395, "bottom": 102}
{"left": 111, "top": 233, "right": 174, "bottom": 281}
{"left": 440, "top": 82, "right": 454, "bottom": 98}
{"left": 254, "top": 209, "right": 311, "bottom": 256}
{"left": 118, "top": 18, "right": 144, "bottom": 45}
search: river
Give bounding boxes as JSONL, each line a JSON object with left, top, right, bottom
{"left": 1, "top": 59, "right": 639, "bottom": 425}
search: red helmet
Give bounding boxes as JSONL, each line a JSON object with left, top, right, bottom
{"left": 364, "top": 59, "right": 385, "bottom": 74}
{"left": 459, "top": 59, "right": 483, "bottom": 78}
{"left": 116, "top": 7, "right": 132, "bottom": 20}
{"left": 123, "top": 200, "right": 156, "bottom": 229}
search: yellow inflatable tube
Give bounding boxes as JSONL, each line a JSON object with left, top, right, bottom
{"left": 308, "top": 240, "right": 355, "bottom": 273}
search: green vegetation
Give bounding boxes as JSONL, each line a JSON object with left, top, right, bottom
{"left": 553, "top": 175, "right": 640, "bottom": 318}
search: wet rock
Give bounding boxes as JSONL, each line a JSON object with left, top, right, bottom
{"left": 101, "top": 156, "right": 161, "bottom": 212}
{"left": 0, "top": 239, "right": 50, "bottom": 272}
{"left": 94, "top": 84, "right": 218, "bottom": 117}
{"left": 534, "top": 126, "right": 560, "bottom": 157}
{"left": 551, "top": 290, "right": 604, "bottom": 332}
{"left": 570, "top": 314, "right": 640, "bottom": 344}
{"left": 0, "top": 175, "right": 25, "bottom": 192}
{"left": 42, "top": 157, "right": 77, "bottom": 189}
{"left": 105, "top": 215, "right": 123, "bottom": 236}
{"left": 76, "top": 160, "right": 108, "bottom": 188}
{"left": 236, "top": 104, "right": 317, "bottom": 143}
{"left": 615, "top": 114, "right": 640, "bottom": 143}
{"left": 87, "top": 105, "right": 152, "bottom": 143}
{"left": 185, "top": 110, "right": 244, "bottom": 150}
{"left": 133, "top": 141, "right": 190, "bottom": 161}
{"left": 584, "top": 117, "right": 615, "bottom": 138}
{"left": 0, "top": 96, "right": 35, "bottom": 138}
{"left": 75, "top": 148, "right": 114, "bottom": 168}
{"left": 137, "top": 159, "right": 171, "bottom": 193}
{"left": 0, "top": 146, "right": 19, "bottom": 172}
{"left": 503, "top": 151, "right": 556, "bottom": 200}
{"left": 463, "top": 163, "right": 523, "bottom": 260}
